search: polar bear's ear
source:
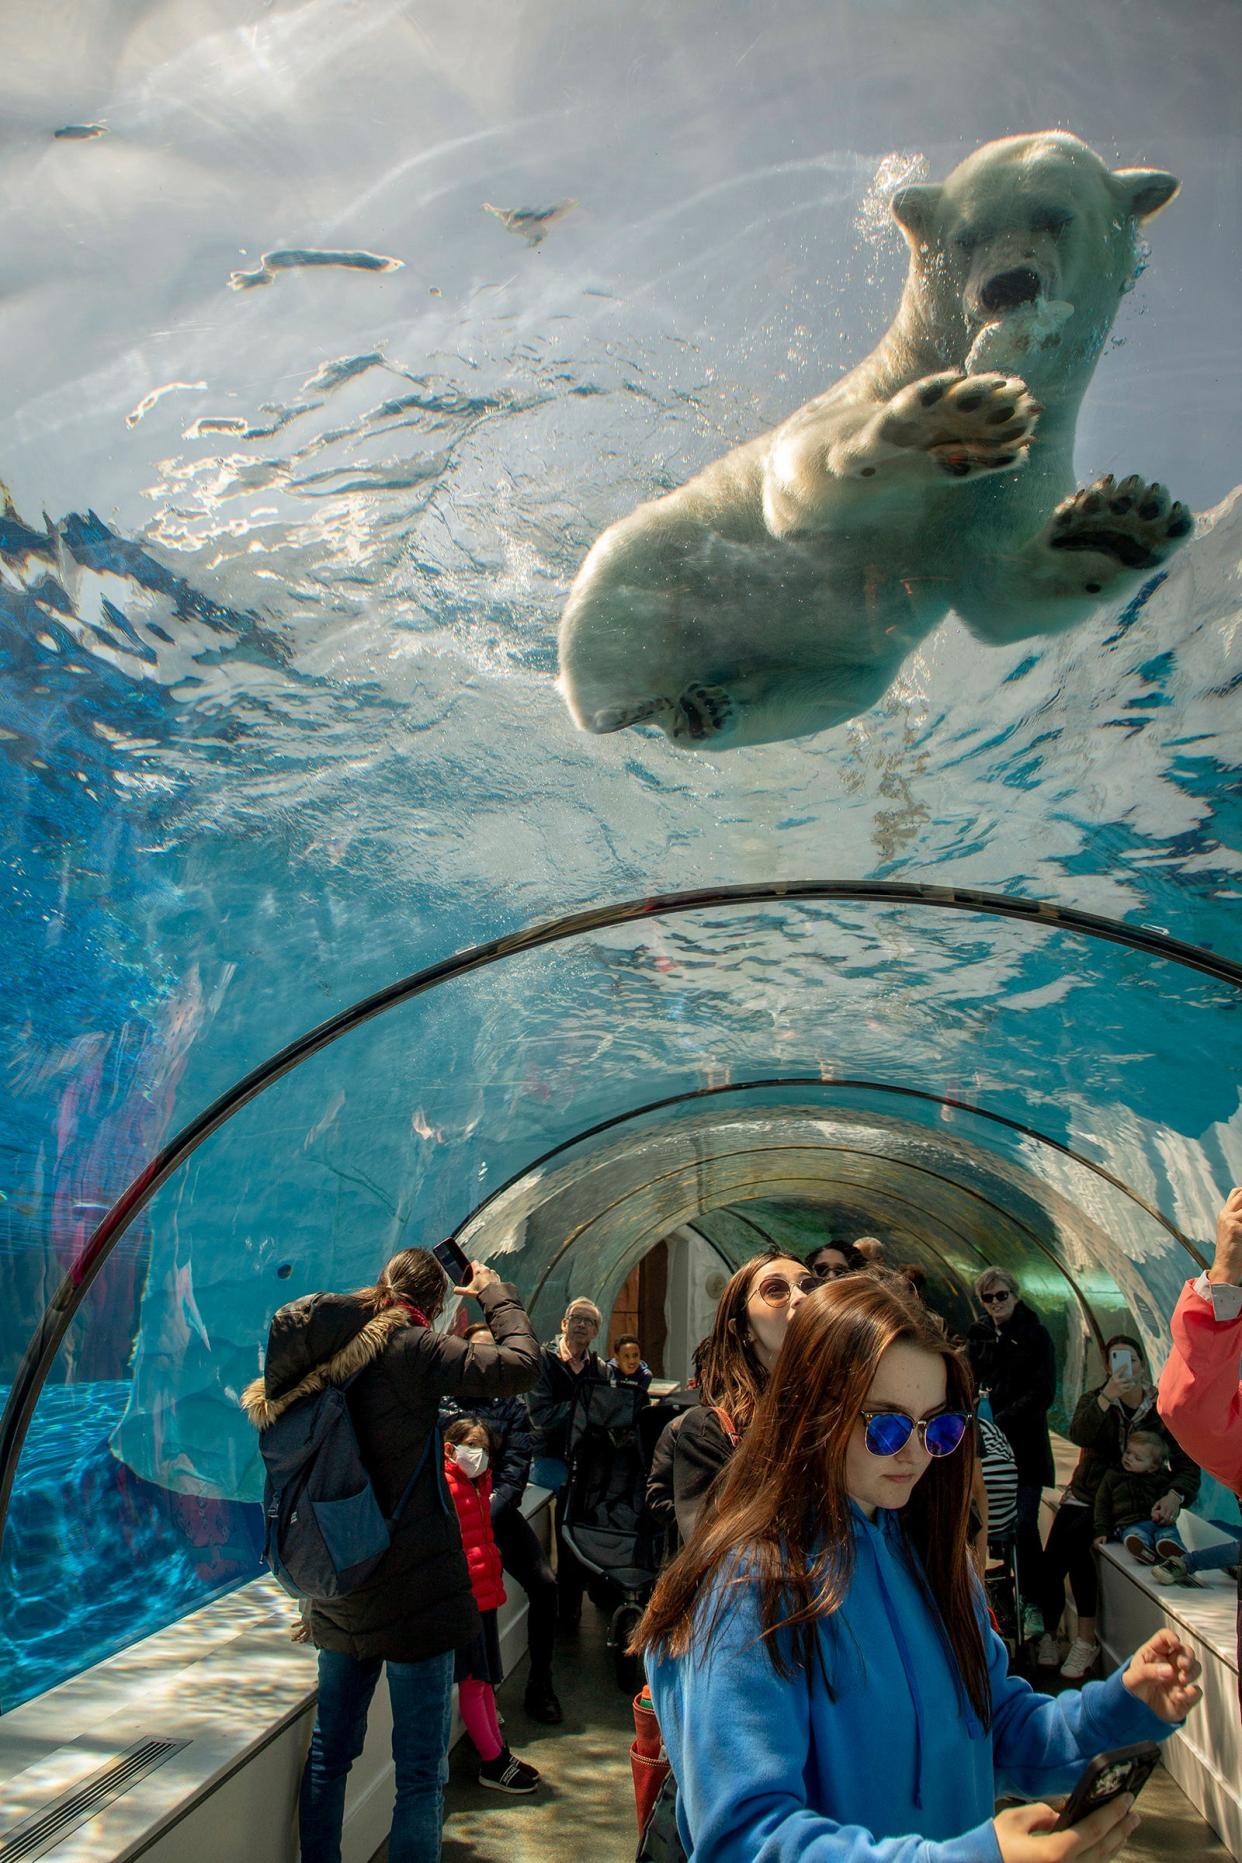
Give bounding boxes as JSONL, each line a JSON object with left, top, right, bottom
{"left": 890, "top": 183, "right": 943, "bottom": 246}
{"left": 1111, "top": 168, "right": 1180, "bottom": 220}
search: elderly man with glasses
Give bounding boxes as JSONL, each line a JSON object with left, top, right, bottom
{"left": 967, "top": 1268, "right": 1057, "bottom": 1645}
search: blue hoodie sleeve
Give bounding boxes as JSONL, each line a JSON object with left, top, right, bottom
{"left": 649, "top": 1583, "right": 1002, "bottom": 1863}
{"left": 988, "top": 1624, "right": 1176, "bottom": 1799}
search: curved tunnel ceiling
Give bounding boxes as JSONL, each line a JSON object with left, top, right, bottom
{"left": 2, "top": 0, "right": 1240, "bottom": 1713}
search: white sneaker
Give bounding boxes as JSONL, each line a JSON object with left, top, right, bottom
{"left": 1036, "top": 1634, "right": 1061, "bottom": 1668}
{"left": 1060, "top": 1638, "right": 1100, "bottom": 1681}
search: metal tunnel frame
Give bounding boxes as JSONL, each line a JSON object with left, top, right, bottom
{"left": 1, "top": 878, "right": 1238, "bottom": 1552}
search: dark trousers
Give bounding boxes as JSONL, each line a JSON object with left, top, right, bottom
{"left": 1040, "top": 1501, "right": 1099, "bottom": 1631}
{"left": 552, "top": 1488, "right": 591, "bottom": 1616}
{"left": 494, "top": 1504, "right": 558, "bottom": 1687}
{"left": 1015, "top": 1483, "right": 1045, "bottom": 1610}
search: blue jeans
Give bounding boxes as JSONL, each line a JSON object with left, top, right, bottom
{"left": 1118, "top": 1517, "right": 1186, "bottom": 1558}
{"left": 299, "top": 1646, "right": 454, "bottom": 1863}
{"left": 1185, "top": 1538, "right": 1242, "bottom": 1574}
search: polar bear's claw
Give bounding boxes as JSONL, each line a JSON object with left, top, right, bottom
{"left": 875, "top": 369, "right": 1039, "bottom": 478}
{"left": 672, "top": 683, "right": 736, "bottom": 741}
{"left": 1048, "top": 474, "right": 1193, "bottom": 576}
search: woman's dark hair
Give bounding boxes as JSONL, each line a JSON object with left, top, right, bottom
{"left": 355, "top": 1247, "right": 447, "bottom": 1320}
{"left": 696, "top": 1248, "right": 807, "bottom": 1433}
{"left": 444, "top": 1415, "right": 499, "bottom": 1457}
{"left": 633, "top": 1274, "right": 989, "bottom": 1726}
{"left": 804, "top": 1241, "right": 863, "bottom": 1273}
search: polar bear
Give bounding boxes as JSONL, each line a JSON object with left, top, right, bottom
{"left": 558, "top": 132, "right": 1192, "bottom": 751}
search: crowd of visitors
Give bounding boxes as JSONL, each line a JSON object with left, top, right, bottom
{"left": 240, "top": 1192, "right": 1242, "bottom": 1861}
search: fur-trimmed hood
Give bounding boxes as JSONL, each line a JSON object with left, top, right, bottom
{"left": 240, "top": 1298, "right": 411, "bottom": 1430}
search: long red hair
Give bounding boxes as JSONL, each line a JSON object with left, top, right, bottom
{"left": 633, "top": 1273, "right": 989, "bottom": 1724}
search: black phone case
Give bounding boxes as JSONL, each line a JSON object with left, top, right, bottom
{"left": 433, "top": 1239, "right": 472, "bottom": 1283}
{"left": 1052, "top": 1740, "right": 1161, "bottom": 1831}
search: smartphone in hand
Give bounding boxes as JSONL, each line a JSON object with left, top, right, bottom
{"left": 431, "top": 1236, "right": 473, "bottom": 1285}
{"left": 1108, "top": 1346, "right": 1135, "bottom": 1381}
{"left": 1052, "top": 1742, "right": 1161, "bottom": 1831}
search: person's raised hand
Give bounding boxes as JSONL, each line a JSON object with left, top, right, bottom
{"left": 994, "top": 1796, "right": 1138, "bottom": 1861}
{"left": 1208, "top": 1186, "right": 1242, "bottom": 1286}
{"left": 1122, "top": 1626, "right": 1202, "bottom": 1723}
{"left": 455, "top": 1261, "right": 500, "bottom": 1299}
{"left": 1101, "top": 1371, "right": 1142, "bottom": 1406}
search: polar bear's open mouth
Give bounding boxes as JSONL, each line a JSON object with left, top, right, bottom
{"left": 980, "top": 266, "right": 1042, "bottom": 313}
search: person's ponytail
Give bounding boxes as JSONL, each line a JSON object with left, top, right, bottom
{"left": 354, "top": 1247, "right": 447, "bottom": 1319}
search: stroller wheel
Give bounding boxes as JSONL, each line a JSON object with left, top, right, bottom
{"left": 608, "top": 1601, "right": 644, "bottom": 1694}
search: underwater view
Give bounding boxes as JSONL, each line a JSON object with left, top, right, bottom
{"left": 1, "top": 0, "right": 1240, "bottom": 1709}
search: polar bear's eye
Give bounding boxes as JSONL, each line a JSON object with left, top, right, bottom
{"left": 954, "top": 230, "right": 980, "bottom": 254}
{"left": 1030, "top": 209, "right": 1073, "bottom": 236}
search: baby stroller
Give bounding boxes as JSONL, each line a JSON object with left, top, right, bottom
{"left": 561, "top": 1382, "right": 668, "bottom": 1692}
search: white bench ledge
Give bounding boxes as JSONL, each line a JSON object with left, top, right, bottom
{"left": 0, "top": 1485, "right": 554, "bottom": 1863}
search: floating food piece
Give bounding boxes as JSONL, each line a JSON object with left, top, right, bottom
{"left": 228, "top": 248, "right": 403, "bottom": 291}
{"left": 482, "top": 199, "right": 577, "bottom": 246}
{"left": 965, "top": 298, "right": 1073, "bottom": 373}
{"left": 54, "top": 123, "right": 107, "bottom": 140}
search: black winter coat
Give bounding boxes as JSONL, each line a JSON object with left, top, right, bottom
{"left": 966, "top": 1300, "right": 1056, "bottom": 1488}
{"left": 527, "top": 1339, "right": 606, "bottom": 1461}
{"left": 1067, "top": 1384, "right": 1201, "bottom": 1510}
{"left": 243, "top": 1281, "right": 538, "bottom": 1663}
{"left": 439, "top": 1390, "right": 533, "bottom": 1521}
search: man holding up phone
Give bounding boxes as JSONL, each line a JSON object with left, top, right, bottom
{"left": 1159, "top": 1186, "right": 1242, "bottom": 1709}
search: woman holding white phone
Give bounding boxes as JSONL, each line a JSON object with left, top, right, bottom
{"left": 1036, "top": 1333, "right": 1201, "bottom": 1680}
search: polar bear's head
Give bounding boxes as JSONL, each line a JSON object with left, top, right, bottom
{"left": 889, "top": 133, "right": 1177, "bottom": 378}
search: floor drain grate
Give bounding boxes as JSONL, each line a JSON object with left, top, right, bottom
{"left": 0, "top": 1736, "right": 190, "bottom": 1861}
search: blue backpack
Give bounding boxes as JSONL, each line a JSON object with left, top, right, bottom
{"left": 258, "top": 1369, "right": 441, "bottom": 1602}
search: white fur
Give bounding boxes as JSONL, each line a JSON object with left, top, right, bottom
{"left": 558, "top": 132, "right": 1190, "bottom": 751}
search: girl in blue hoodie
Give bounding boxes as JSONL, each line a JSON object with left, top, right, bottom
{"left": 636, "top": 1274, "right": 1201, "bottom": 1863}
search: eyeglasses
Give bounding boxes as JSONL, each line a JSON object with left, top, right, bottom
{"left": 861, "top": 1409, "right": 970, "bottom": 1458}
{"left": 980, "top": 1290, "right": 1013, "bottom": 1306}
{"left": 812, "top": 1263, "right": 853, "bottom": 1281}
{"left": 755, "top": 1273, "right": 819, "bottom": 1308}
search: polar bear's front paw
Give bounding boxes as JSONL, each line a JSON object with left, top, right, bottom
{"left": 589, "top": 696, "right": 674, "bottom": 733}
{"left": 865, "top": 370, "right": 1040, "bottom": 479}
{"left": 1048, "top": 474, "right": 1193, "bottom": 588}
{"left": 671, "top": 683, "right": 736, "bottom": 742}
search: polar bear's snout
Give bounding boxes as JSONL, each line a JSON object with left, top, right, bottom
{"left": 980, "top": 266, "right": 1042, "bottom": 313}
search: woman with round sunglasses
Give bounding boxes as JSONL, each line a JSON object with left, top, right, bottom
{"left": 647, "top": 1251, "right": 816, "bottom": 1544}
{"left": 637, "top": 1274, "right": 1201, "bottom": 1863}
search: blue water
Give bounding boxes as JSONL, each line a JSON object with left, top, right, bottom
{"left": 1, "top": 0, "right": 1240, "bottom": 1705}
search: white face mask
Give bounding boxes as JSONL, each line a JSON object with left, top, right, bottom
{"left": 453, "top": 1444, "right": 489, "bottom": 1479}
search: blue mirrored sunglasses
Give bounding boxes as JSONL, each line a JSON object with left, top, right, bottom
{"left": 861, "top": 1409, "right": 969, "bottom": 1458}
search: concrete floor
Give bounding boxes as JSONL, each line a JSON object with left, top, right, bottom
{"left": 371, "top": 1608, "right": 1229, "bottom": 1861}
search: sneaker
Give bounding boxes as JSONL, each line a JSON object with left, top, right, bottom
{"left": 1060, "top": 1638, "right": 1101, "bottom": 1681}
{"left": 1022, "top": 1605, "right": 1045, "bottom": 1641}
{"left": 1155, "top": 1535, "right": 1186, "bottom": 1562}
{"left": 1123, "top": 1532, "right": 1157, "bottom": 1565}
{"left": 1036, "top": 1634, "right": 1062, "bottom": 1668}
{"left": 523, "top": 1680, "right": 564, "bottom": 1725}
{"left": 1152, "top": 1557, "right": 1202, "bottom": 1588}
{"left": 479, "top": 1747, "right": 541, "bottom": 1795}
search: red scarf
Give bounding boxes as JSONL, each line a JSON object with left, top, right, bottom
{"left": 388, "top": 1298, "right": 431, "bottom": 1328}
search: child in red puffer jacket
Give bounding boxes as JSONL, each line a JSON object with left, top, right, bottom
{"left": 443, "top": 1418, "right": 542, "bottom": 1794}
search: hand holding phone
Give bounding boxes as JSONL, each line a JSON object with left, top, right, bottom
{"left": 1108, "top": 1346, "right": 1134, "bottom": 1381}
{"left": 1052, "top": 1742, "right": 1160, "bottom": 1831}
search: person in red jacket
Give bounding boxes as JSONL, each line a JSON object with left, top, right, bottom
{"left": 1158, "top": 1185, "right": 1242, "bottom": 1707}
{"left": 443, "top": 1418, "right": 542, "bottom": 1794}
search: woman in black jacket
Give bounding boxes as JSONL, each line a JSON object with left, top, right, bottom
{"left": 966, "top": 1267, "right": 1056, "bottom": 1642}
{"left": 1035, "top": 1331, "right": 1200, "bottom": 1681}
{"left": 242, "top": 1248, "right": 538, "bottom": 1863}
{"left": 646, "top": 1250, "right": 816, "bottom": 1543}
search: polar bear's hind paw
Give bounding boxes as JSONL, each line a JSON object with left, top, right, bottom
{"left": 671, "top": 683, "right": 737, "bottom": 742}
{"left": 589, "top": 696, "right": 674, "bottom": 733}
{"left": 1049, "top": 474, "right": 1193, "bottom": 577}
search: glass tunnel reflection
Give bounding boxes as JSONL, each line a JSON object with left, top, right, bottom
{"left": 1, "top": 0, "right": 1240, "bottom": 1718}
